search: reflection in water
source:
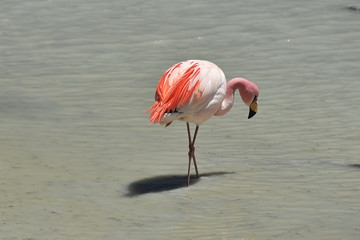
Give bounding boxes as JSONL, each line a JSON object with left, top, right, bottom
{"left": 125, "top": 172, "right": 234, "bottom": 197}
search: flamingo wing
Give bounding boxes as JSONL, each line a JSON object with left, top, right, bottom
{"left": 147, "top": 60, "right": 226, "bottom": 124}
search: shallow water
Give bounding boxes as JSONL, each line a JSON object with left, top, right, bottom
{"left": 1, "top": 0, "right": 360, "bottom": 239}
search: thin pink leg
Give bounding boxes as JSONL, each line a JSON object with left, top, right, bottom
{"left": 186, "top": 123, "right": 200, "bottom": 187}
{"left": 186, "top": 123, "right": 192, "bottom": 187}
{"left": 191, "top": 125, "right": 200, "bottom": 177}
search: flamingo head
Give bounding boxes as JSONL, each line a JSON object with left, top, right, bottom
{"left": 234, "top": 78, "right": 259, "bottom": 119}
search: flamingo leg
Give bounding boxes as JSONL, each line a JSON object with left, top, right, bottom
{"left": 186, "top": 123, "right": 200, "bottom": 187}
{"left": 192, "top": 125, "right": 200, "bottom": 177}
{"left": 186, "top": 123, "right": 192, "bottom": 186}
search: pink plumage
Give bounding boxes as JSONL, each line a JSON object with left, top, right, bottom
{"left": 147, "top": 60, "right": 259, "bottom": 186}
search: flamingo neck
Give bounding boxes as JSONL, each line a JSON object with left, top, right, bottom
{"left": 214, "top": 78, "right": 249, "bottom": 116}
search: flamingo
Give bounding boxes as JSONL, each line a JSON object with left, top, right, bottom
{"left": 147, "top": 60, "right": 259, "bottom": 187}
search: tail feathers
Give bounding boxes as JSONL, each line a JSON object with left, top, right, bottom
{"left": 146, "top": 101, "right": 167, "bottom": 123}
{"left": 146, "top": 102, "right": 181, "bottom": 125}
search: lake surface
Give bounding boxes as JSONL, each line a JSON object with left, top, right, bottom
{"left": 1, "top": 0, "right": 360, "bottom": 239}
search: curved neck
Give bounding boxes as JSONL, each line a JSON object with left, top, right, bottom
{"left": 214, "top": 78, "right": 248, "bottom": 116}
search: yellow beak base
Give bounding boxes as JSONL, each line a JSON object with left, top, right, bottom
{"left": 248, "top": 102, "right": 258, "bottom": 119}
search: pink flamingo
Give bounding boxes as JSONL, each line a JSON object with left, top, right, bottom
{"left": 147, "top": 60, "right": 259, "bottom": 187}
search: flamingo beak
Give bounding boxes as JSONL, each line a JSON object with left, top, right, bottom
{"left": 248, "top": 101, "right": 258, "bottom": 119}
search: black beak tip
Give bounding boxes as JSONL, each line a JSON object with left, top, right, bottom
{"left": 248, "top": 109, "right": 257, "bottom": 119}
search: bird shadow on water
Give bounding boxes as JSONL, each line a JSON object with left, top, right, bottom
{"left": 349, "top": 163, "right": 360, "bottom": 169}
{"left": 124, "top": 171, "right": 234, "bottom": 197}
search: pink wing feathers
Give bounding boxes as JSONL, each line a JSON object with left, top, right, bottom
{"left": 147, "top": 61, "right": 203, "bottom": 123}
{"left": 147, "top": 60, "right": 227, "bottom": 124}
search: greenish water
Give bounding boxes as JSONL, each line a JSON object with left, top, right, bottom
{"left": 1, "top": 0, "right": 359, "bottom": 239}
